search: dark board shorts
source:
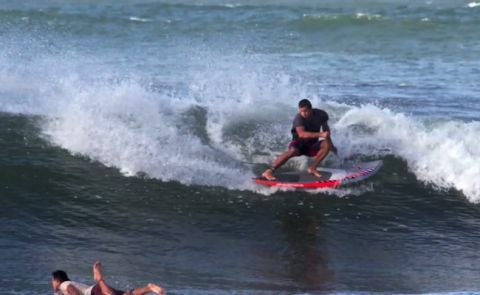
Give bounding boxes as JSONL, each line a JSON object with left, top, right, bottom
{"left": 91, "top": 284, "right": 133, "bottom": 295}
{"left": 288, "top": 139, "right": 324, "bottom": 157}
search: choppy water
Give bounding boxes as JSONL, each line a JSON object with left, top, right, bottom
{"left": 0, "top": 1, "right": 479, "bottom": 294}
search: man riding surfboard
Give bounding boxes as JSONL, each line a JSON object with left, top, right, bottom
{"left": 261, "top": 99, "right": 337, "bottom": 181}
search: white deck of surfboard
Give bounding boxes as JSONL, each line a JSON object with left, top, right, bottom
{"left": 257, "top": 160, "right": 382, "bottom": 186}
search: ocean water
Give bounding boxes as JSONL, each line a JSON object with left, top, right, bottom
{"left": 1, "top": 0, "right": 480, "bottom": 294}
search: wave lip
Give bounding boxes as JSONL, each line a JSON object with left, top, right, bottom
{"left": 335, "top": 104, "right": 480, "bottom": 203}
{"left": 39, "top": 77, "right": 255, "bottom": 190}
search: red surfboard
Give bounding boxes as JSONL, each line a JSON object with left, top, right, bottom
{"left": 254, "top": 160, "right": 382, "bottom": 189}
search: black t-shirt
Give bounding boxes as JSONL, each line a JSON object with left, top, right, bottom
{"left": 291, "top": 108, "right": 329, "bottom": 144}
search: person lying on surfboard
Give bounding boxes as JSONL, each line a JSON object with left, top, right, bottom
{"left": 261, "top": 98, "right": 337, "bottom": 181}
{"left": 51, "top": 261, "right": 165, "bottom": 295}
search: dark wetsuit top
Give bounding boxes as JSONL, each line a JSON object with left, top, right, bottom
{"left": 291, "top": 108, "right": 329, "bottom": 146}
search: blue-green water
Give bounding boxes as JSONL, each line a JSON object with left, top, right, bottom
{"left": 1, "top": 1, "right": 480, "bottom": 294}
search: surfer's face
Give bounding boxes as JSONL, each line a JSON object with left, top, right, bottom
{"left": 299, "top": 106, "right": 312, "bottom": 119}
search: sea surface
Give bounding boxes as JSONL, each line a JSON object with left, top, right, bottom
{"left": 1, "top": 1, "right": 480, "bottom": 294}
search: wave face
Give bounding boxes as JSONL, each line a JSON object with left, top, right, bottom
{"left": 18, "top": 63, "right": 478, "bottom": 202}
{"left": 1, "top": 28, "right": 479, "bottom": 200}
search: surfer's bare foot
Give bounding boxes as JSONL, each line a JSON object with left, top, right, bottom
{"left": 93, "top": 261, "right": 103, "bottom": 282}
{"left": 307, "top": 167, "right": 322, "bottom": 178}
{"left": 261, "top": 168, "right": 276, "bottom": 181}
{"left": 148, "top": 283, "right": 165, "bottom": 295}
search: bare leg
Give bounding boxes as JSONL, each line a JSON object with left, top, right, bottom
{"left": 93, "top": 261, "right": 120, "bottom": 295}
{"left": 262, "top": 148, "right": 300, "bottom": 180}
{"left": 93, "top": 261, "right": 103, "bottom": 282}
{"left": 130, "top": 283, "right": 165, "bottom": 295}
{"left": 93, "top": 262, "right": 165, "bottom": 295}
{"left": 97, "top": 280, "right": 117, "bottom": 295}
{"left": 308, "top": 140, "right": 331, "bottom": 177}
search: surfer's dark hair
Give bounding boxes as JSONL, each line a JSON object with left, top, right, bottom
{"left": 52, "top": 270, "right": 70, "bottom": 283}
{"left": 298, "top": 99, "right": 312, "bottom": 109}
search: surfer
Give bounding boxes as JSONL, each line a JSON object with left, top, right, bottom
{"left": 262, "top": 99, "right": 337, "bottom": 181}
{"left": 51, "top": 261, "right": 165, "bottom": 295}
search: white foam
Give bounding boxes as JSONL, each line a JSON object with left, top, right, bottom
{"left": 224, "top": 3, "right": 241, "bottom": 8}
{"left": 128, "top": 16, "right": 151, "bottom": 22}
{"left": 334, "top": 104, "right": 480, "bottom": 202}
{"left": 468, "top": 2, "right": 480, "bottom": 8}
{"left": 42, "top": 79, "right": 254, "bottom": 189}
{"left": 355, "top": 13, "right": 383, "bottom": 20}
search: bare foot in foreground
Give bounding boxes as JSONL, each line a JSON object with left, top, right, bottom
{"left": 148, "top": 283, "right": 165, "bottom": 295}
{"left": 307, "top": 167, "right": 322, "bottom": 178}
{"left": 93, "top": 261, "right": 103, "bottom": 282}
{"left": 261, "top": 168, "right": 276, "bottom": 181}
